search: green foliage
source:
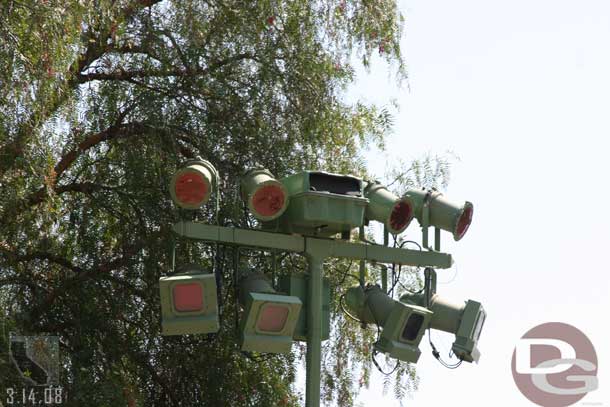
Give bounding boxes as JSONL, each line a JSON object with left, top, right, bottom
{"left": 384, "top": 152, "right": 457, "bottom": 196}
{"left": 0, "top": 1, "right": 432, "bottom": 406}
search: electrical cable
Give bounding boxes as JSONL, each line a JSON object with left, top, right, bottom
{"left": 438, "top": 263, "right": 459, "bottom": 285}
{"left": 398, "top": 280, "right": 424, "bottom": 295}
{"left": 366, "top": 289, "right": 401, "bottom": 376}
{"left": 215, "top": 243, "right": 224, "bottom": 309}
{"left": 398, "top": 240, "right": 422, "bottom": 251}
{"left": 242, "top": 203, "right": 253, "bottom": 229}
{"left": 371, "top": 350, "right": 400, "bottom": 376}
{"left": 233, "top": 247, "right": 240, "bottom": 338}
{"left": 388, "top": 263, "right": 402, "bottom": 297}
{"left": 389, "top": 239, "right": 423, "bottom": 295}
{"left": 428, "top": 330, "right": 462, "bottom": 369}
{"left": 390, "top": 263, "right": 396, "bottom": 298}
{"left": 396, "top": 265, "right": 424, "bottom": 295}
{"left": 339, "top": 293, "right": 365, "bottom": 324}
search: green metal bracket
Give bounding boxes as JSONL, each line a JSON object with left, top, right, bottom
{"left": 382, "top": 226, "right": 389, "bottom": 292}
{"left": 422, "top": 194, "right": 430, "bottom": 250}
{"left": 172, "top": 222, "right": 453, "bottom": 269}
{"left": 279, "top": 274, "right": 330, "bottom": 341}
{"left": 434, "top": 227, "right": 441, "bottom": 252}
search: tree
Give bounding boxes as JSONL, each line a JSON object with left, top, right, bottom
{"left": 0, "top": 1, "right": 437, "bottom": 405}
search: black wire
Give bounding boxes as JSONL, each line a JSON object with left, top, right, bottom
{"left": 339, "top": 293, "right": 365, "bottom": 324}
{"left": 428, "top": 330, "right": 463, "bottom": 369}
{"left": 234, "top": 247, "right": 240, "bottom": 338}
{"left": 399, "top": 240, "right": 422, "bottom": 251}
{"left": 220, "top": 245, "right": 234, "bottom": 306}
{"left": 388, "top": 263, "right": 401, "bottom": 297}
{"left": 398, "top": 266, "right": 425, "bottom": 295}
{"left": 367, "top": 290, "right": 400, "bottom": 376}
{"left": 372, "top": 350, "right": 400, "bottom": 375}
{"left": 215, "top": 244, "right": 224, "bottom": 310}
{"left": 398, "top": 281, "right": 424, "bottom": 295}
{"left": 242, "top": 203, "right": 253, "bottom": 229}
{"left": 389, "top": 263, "right": 396, "bottom": 297}
{"left": 387, "top": 236, "right": 399, "bottom": 297}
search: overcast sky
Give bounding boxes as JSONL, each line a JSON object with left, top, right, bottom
{"left": 346, "top": 0, "right": 610, "bottom": 405}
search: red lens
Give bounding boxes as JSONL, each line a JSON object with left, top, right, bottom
{"left": 175, "top": 172, "right": 208, "bottom": 206}
{"left": 257, "top": 305, "right": 289, "bottom": 333}
{"left": 173, "top": 283, "right": 204, "bottom": 312}
{"left": 455, "top": 205, "right": 473, "bottom": 240}
{"left": 389, "top": 200, "right": 413, "bottom": 232}
{"left": 252, "top": 185, "right": 286, "bottom": 218}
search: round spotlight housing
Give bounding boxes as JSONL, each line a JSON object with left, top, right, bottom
{"left": 401, "top": 292, "right": 486, "bottom": 363}
{"left": 405, "top": 188, "right": 474, "bottom": 241}
{"left": 169, "top": 160, "right": 218, "bottom": 210}
{"left": 364, "top": 182, "right": 414, "bottom": 235}
{"left": 240, "top": 169, "right": 289, "bottom": 221}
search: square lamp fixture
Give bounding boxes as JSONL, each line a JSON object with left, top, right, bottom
{"left": 240, "top": 292, "right": 302, "bottom": 353}
{"left": 452, "top": 300, "right": 485, "bottom": 363}
{"left": 159, "top": 273, "right": 219, "bottom": 335}
{"left": 375, "top": 301, "right": 433, "bottom": 363}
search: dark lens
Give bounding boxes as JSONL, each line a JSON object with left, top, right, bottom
{"left": 474, "top": 310, "right": 486, "bottom": 341}
{"left": 402, "top": 313, "right": 424, "bottom": 341}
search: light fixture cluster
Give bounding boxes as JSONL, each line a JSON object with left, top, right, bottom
{"left": 161, "top": 160, "right": 484, "bottom": 363}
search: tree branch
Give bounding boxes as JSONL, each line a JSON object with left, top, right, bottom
{"left": 0, "top": 0, "right": 164, "bottom": 178}
{"left": 28, "top": 241, "right": 146, "bottom": 320}
{"left": 10, "top": 121, "right": 194, "bottom": 215}
{"left": 77, "top": 52, "right": 256, "bottom": 83}
{"left": 0, "top": 245, "right": 84, "bottom": 275}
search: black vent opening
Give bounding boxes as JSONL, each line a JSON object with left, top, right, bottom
{"left": 309, "top": 173, "right": 361, "bottom": 196}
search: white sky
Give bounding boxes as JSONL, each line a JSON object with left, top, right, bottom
{"left": 347, "top": 0, "right": 610, "bottom": 405}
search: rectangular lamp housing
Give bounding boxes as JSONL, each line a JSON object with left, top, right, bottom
{"left": 375, "top": 302, "right": 433, "bottom": 363}
{"left": 452, "top": 300, "right": 485, "bottom": 363}
{"left": 240, "top": 292, "right": 302, "bottom": 353}
{"left": 159, "top": 273, "right": 219, "bottom": 335}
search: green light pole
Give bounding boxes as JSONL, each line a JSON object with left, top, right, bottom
{"left": 305, "top": 248, "right": 324, "bottom": 405}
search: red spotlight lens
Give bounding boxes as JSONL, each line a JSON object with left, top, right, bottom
{"left": 389, "top": 200, "right": 413, "bottom": 233}
{"left": 252, "top": 185, "right": 286, "bottom": 218}
{"left": 257, "top": 304, "right": 289, "bottom": 333}
{"left": 173, "top": 283, "right": 204, "bottom": 312}
{"left": 175, "top": 172, "right": 208, "bottom": 206}
{"left": 455, "top": 205, "right": 473, "bottom": 240}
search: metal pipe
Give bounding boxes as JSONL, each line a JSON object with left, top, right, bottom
{"left": 382, "top": 226, "right": 388, "bottom": 291}
{"left": 305, "top": 254, "right": 323, "bottom": 407}
{"left": 434, "top": 227, "right": 441, "bottom": 251}
{"left": 358, "top": 226, "right": 365, "bottom": 286}
{"left": 422, "top": 203, "right": 430, "bottom": 249}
